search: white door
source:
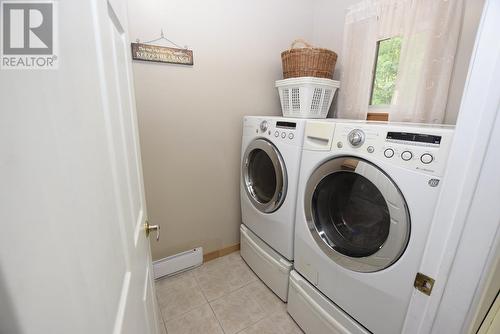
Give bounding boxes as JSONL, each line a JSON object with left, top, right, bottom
{"left": 0, "top": 0, "right": 160, "bottom": 333}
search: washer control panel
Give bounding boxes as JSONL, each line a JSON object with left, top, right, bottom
{"left": 329, "top": 123, "right": 454, "bottom": 176}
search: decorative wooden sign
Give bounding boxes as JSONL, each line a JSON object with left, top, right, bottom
{"left": 131, "top": 42, "right": 193, "bottom": 65}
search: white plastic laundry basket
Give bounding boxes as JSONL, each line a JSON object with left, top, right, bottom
{"left": 275, "top": 77, "right": 340, "bottom": 119}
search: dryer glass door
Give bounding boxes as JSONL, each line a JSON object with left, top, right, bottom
{"left": 305, "top": 156, "right": 410, "bottom": 272}
{"left": 243, "top": 139, "right": 287, "bottom": 213}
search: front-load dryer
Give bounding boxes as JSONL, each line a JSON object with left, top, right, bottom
{"left": 289, "top": 120, "right": 454, "bottom": 334}
{"left": 240, "top": 116, "right": 305, "bottom": 301}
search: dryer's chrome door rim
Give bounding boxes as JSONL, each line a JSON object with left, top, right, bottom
{"left": 304, "top": 156, "right": 410, "bottom": 273}
{"left": 243, "top": 138, "right": 288, "bottom": 214}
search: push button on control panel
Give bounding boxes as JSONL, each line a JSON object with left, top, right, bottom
{"left": 384, "top": 148, "right": 394, "bottom": 158}
{"left": 281, "top": 132, "right": 286, "bottom": 139}
{"left": 420, "top": 153, "right": 434, "bottom": 164}
{"left": 288, "top": 133, "right": 294, "bottom": 139}
{"left": 401, "top": 151, "right": 413, "bottom": 161}
{"left": 274, "top": 131, "right": 279, "bottom": 137}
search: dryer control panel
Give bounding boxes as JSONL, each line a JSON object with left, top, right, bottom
{"left": 243, "top": 116, "right": 305, "bottom": 147}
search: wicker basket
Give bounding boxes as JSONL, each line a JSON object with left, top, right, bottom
{"left": 281, "top": 39, "right": 338, "bottom": 79}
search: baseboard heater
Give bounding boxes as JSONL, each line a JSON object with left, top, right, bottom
{"left": 152, "top": 247, "right": 203, "bottom": 279}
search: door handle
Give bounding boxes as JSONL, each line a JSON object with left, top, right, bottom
{"left": 144, "top": 221, "right": 160, "bottom": 241}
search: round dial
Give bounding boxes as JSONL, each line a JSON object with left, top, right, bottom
{"left": 384, "top": 148, "right": 394, "bottom": 158}
{"left": 347, "top": 129, "right": 365, "bottom": 147}
{"left": 260, "top": 120, "right": 268, "bottom": 132}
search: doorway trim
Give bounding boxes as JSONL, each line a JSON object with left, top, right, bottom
{"left": 402, "top": 1, "right": 500, "bottom": 333}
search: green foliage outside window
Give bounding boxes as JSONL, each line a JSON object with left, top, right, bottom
{"left": 370, "top": 37, "right": 402, "bottom": 106}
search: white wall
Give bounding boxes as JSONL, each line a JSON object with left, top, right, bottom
{"left": 312, "top": 0, "right": 360, "bottom": 80}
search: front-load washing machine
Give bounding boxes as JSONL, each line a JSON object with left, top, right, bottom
{"left": 288, "top": 120, "right": 454, "bottom": 334}
{"left": 240, "top": 116, "right": 305, "bottom": 301}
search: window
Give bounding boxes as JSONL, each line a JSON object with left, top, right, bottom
{"left": 370, "top": 37, "right": 402, "bottom": 106}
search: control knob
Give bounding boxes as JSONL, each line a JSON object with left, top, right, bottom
{"left": 348, "top": 129, "right": 365, "bottom": 148}
{"left": 260, "top": 120, "right": 268, "bottom": 132}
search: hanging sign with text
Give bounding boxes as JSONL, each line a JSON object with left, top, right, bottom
{"left": 131, "top": 43, "right": 193, "bottom": 65}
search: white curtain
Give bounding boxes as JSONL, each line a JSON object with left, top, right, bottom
{"left": 337, "top": 1, "right": 378, "bottom": 120}
{"left": 337, "top": 0, "right": 464, "bottom": 123}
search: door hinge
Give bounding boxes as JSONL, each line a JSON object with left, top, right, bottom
{"left": 414, "top": 272, "right": 435, "bottom": 296}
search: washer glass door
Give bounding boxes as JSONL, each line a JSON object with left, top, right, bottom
{"left": 243, "top": 139, "right": 287, "bottom": 213}
{"left": 305, "top": 156, "right": 410, "bottom": 272}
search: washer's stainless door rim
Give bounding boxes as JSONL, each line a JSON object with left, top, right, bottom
{"left": 243, "top": 139, "right": 287, "bottom": 213}
{"left": 304, "top": 156, "right": 410, "bottom": 272}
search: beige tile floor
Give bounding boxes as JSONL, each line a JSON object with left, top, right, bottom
{"left": 155, "top": 251, "right": 304, "bottom": 334}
